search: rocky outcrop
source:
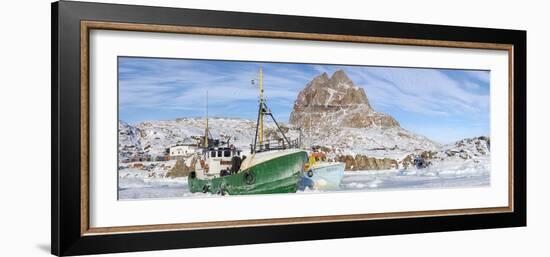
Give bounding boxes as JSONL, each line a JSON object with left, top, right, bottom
{"left": 332, "top": 135, "right": 490, "bottom": 171}
{"left": 289, "top": 70, "right": 399, "bottom": 128}
{"left": 399, "top": 136, "right": 490, "bottom": 169}
{"left": 444, "top": 136, "right": 490, "bottom": 160}
{"left": 400, "top": 151, "right": 438, "bottom": 169}
{"left": 166, "top": 158, "right": 195, "bottom": 178}
{"left": 337, "top": 154, "right": 398, "bottom": 170}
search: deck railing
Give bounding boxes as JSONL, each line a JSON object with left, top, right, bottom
{"left": 250, "top": 138, "right": 301, "bottom": 153}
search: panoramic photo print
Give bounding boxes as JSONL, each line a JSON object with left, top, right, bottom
{"left": 117, "top": 57, "right": 491, "bottom": 200}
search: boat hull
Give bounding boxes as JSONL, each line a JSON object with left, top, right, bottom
{"left": 299, "top": 162, "right": 345, "bottom": 190}
{"left": 188, "top": 150, "right": 307, "bottom": 195}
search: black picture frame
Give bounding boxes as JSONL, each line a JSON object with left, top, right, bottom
{"left": 51, "top": 1, "right": 526, "bottom": 256}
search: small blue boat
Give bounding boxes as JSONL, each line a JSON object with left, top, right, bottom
{"left": 299, "top": 152, "right": 345, "bottom": 190}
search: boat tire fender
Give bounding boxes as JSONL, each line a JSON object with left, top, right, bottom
{"left": 243, "top": 171, "right": 256, "bottom": 185}
{"left": 307, "top": 169, "right": 314, "bottom": 177}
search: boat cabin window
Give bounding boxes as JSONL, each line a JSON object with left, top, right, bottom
{"left": 224, "top": 150, "right": 231, "bottom": 157}
{"left": 217, "top": 150, "right": 222, "bottom": 157}
{"left": 210, "top": 151, "right": 215, "bottom": 157}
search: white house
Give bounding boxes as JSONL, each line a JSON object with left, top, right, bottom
{"left": 170, "top": 144, "right": 198, "bottom": 158}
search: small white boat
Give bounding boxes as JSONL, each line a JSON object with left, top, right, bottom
{"left": 299, "top": 152, "right": 345, "bottom": 190}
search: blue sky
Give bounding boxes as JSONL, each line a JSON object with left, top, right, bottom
{"left": 118, "top": 57, "right": 490, "bottom": 144}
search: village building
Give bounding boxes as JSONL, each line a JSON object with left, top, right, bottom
{"left": 169, "top": 138, "right": 199, "bottom": 159}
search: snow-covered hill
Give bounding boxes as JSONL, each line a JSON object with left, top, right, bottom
{"left": 400, "top": 136, "right": 490, "bottom": 173}
{"left": 118, "top": 117, "right": 301, "bottom": 161}
{"left": 117, "top": 117, "right": 485, "bottom": 171}
{"left": 118, "top": 120, "right": 142, "bottom": 161}
{"left": 303, "top": 126, "right": 439, "bottom": 160}
{"left": 119, "top": 117, "right": 440, "bottom": 160}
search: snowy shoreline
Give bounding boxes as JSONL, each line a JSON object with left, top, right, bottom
{"left": 118, "top": 163, "right": 490, "bottom": 200}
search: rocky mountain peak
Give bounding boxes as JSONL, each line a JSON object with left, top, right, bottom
{"left": 312, "top": 72, "right": 330, "bottom": 84}
{"left": 300, "top": 70, "right": 369, "bottom": 107}
{"left": 289, "top": 70, "right": 399, "bottom": 129}
{"left": 330, "top": 69, "right": 352, "bottom": 84}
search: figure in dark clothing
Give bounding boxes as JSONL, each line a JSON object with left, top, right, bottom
{"left": 414, "top": 155, "right": 424, "bottom": 169}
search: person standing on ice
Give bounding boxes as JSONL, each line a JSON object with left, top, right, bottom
{"left": 414, "top": 155, "right": 424, "bottom": 169}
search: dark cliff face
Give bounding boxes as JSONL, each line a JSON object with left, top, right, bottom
{"left": 289, "top": 70, "right": 399, "bottom": 128}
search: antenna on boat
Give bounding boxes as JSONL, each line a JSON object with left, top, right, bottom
{"left": 252, "top": 67, "right": 293, "bottom": 153}
{"left": 204, "top": 90, "right": 209, "bottom": 148}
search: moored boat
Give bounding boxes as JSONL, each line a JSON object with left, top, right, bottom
{"left": 299, "top": 151, "right": 345, "bottom": 190}
{"left": 189, "top": 148, "right": 306, "bottom": 195}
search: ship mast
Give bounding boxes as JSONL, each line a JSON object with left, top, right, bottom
{"left": 204, "top": 90, "right": 209, "bottom": 148}
{"left": 258, "top": 67, "right": 264, "bottom": 147}
{"left": 252, "top": 67, "right": 292, "bottom": 153}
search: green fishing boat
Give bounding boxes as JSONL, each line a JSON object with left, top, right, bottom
{"left": 189, "top": 148, "right": 306, "bottom": 195}
{"left": 188, "top": 68, "right": 307, "bottom": 195}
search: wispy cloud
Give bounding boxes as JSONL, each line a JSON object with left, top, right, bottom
{"left": 118, "top": 58, "right": 311, "bottom": 116}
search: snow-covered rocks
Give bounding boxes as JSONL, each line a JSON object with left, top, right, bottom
{"left": 119, "top": 121, "right": 142, "bottom": 162}
{"left": 400, "top": 136, "right": 490, "bottom": 172}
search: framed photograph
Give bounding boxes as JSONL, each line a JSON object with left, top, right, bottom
{"left": 52, "top": 1, "right": 526, "bottom": 255}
